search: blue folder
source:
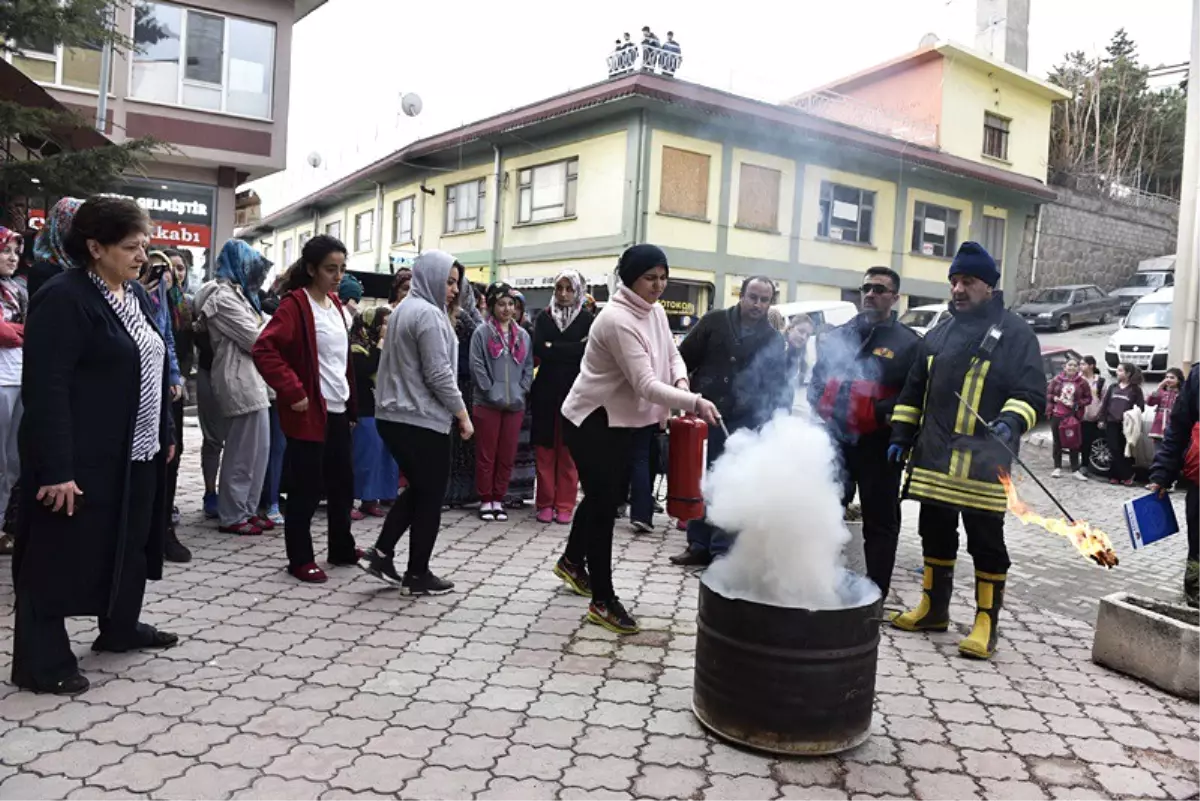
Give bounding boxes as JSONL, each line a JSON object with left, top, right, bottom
{"left": 1124, "top": 492, "right": 1180, "bottom": 550}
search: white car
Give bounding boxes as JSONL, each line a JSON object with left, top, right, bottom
{"left": 1104, "top": 287, "right": 1173, "bottom": 378}
{"left": 899, "top": 303, "right": 950, "bottom": 337}
{"left": 771, "top": 300, "right": 858, "bottom": 331}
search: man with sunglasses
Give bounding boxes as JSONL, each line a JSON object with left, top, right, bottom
{"left": 808, "top": 266, "right": 919, "bottom": 599}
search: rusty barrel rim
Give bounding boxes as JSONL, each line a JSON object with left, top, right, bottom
{"left": 692, "top": 700, "right": 872, "bottom": 756}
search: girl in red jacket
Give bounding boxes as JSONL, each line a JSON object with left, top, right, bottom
{"left": 1149, "top": 368, "right": 1184, "bottom": 445}
{"left": 1045, "top": 357, "right": 1092, "bottom": 479}
{"left": 252, "top": 236, "right": 359, "bottom": 583}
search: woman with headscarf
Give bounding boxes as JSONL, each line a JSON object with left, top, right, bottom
{"left": 444, "top": 279, "right": 484, "bottom": 508}
{"left": 555, "top": 245, "right": 719, "bottom": 634}
{"left": 195, "top": 240, "right": 273, "bottom": 537}
{"left": 502, "top": 290, "right": 537, "bottom": 509}
{"left": 389, "top": 267, "right": 412, "bottom": 307}
{"left": 253, "top": 235, "right": 359, "bottom": 583}
{"left": 530, "top": 269, "right": 593, "bottom": 524}
{"left": 27, "top": 197, "right": 83, "bottom": 298}
{"left": 0, "top": 228, "right": 27, "bottom": 556}
{"left": 14, "top": 195, "right": 177, "bottom": 695}
{"left": 350, "top": 306, "right": 398, "bottom": 518}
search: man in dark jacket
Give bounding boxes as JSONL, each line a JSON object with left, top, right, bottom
{"left": 669, "top": 276, "right": 786, "bottom": 566}
{"left": 888, "top": 242, "right": 1045, "bottom": 660}
{"left": 1148, "top": 362, "right": 1199, "bottom": 607}
{"left": 808, "top": 266, "right": 920, "bottom": 599}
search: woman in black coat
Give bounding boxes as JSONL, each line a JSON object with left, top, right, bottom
{"left": 530, "top": 270, "right": 593, "bottom": 524}
{"left": 12, "top": 196, "right": 177, "bottom": 696}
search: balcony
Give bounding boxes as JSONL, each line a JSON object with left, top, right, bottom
{"left": 607, "top": 45, "right": 682, "bottom": 78}
{"left": 785, "top": 90, "right": 938, "bottom": 148}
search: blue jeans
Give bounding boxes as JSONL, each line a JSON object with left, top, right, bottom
{"left": 259, "top": 404, "right": 286, "bottom": 511}
{"left": 628, "top": 425, "right": 656, "bottom": 525}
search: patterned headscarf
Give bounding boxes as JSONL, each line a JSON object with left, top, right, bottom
{"left": 0, "top": 227, "right": 27, "bottom": 324}
{"left": 548, "top": 268, "right": 585, "bottom": 331}
{"left": 215, "top": 239, "right": 271, "bottom": 313}
{"left": 484, "top": 283, "right": 528, "bottom": 364}
{"left": 350, "top": 305, "right": 390, "bottom": 354}
{"left": 33, "top": 197, "right": 83, "bottom": 268}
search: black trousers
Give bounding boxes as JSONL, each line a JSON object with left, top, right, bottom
{"left": 165, "top": 399, "right": 184, "bottom": 518}
{"left": 1105, "top": 424, "right": 1134, "bottom": 481}
{"left": 1187, "top": 484, "right": 1198, "bottom": 562}
{"left": 374, "top": 420, "right": 451, "bottom": 576}
{"left": 840, "top": 434, "right": 903, "bottom": 598}
{"left": 918, "top": 502, "right": 1010, "bottom": 575}
{"left": 282, "top": 412, "right": 356, "bottom": 567}
{"left": 563, "top": 409, "right": 634, "bottom": 603}
{"left": 12, "top": 461, "right": 155, "bottom": 686}
{"left": 1051, "top": 419, "right": 1080, "bottom": 471}
{"left": 1082, "top": 420, "right": 1101, "bottom": 471}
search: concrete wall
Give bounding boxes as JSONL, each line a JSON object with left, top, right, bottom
{"left": 1013, "top": 187, "right": 1179, "bottom": 300}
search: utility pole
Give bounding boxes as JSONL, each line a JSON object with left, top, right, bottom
{"left": 1168, "top": 0, "right": 1200, "bottom": 366}
{"left": 94, "top": 1, "right": 115, "bottom": 133}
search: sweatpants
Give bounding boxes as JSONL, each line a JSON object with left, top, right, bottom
{"left": 282, "top": 412, "right": 356, "bottom": 567}
{"left": 839, "top": 434, "right": 903, "bottom": 598}
{"left": 0, "top": 386, "right": 22, "bottom": 521}
{"left": 563, "top": 409, "right": 635, "bottom": 603}
{"left": 196, "top": 369, "right": 228, "bottom": 493}
{"left": 11, "top": 461, "right": 155, "bottom": 686}
{"left": 473, "top": 405, "right": 523, "bottom": 503}
{"left": 918, "top": 503, "right": 1010, "bottom": 575}
{"left": 374, "top": 420, "right": 451, "bottom": 576}
{"left": 218, "top": 409, "right": 270, "bottom": 527}
{"left": 535, "top": 415, "right": 578, "bottom": 514}
{"left": 1051, "top": 418, "right": 1081, "bottom": 471}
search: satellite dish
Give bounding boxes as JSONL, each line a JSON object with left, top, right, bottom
{"left": 918, "top": 32, "right": 939, "bottom": 48}
{"left": 401, "top": 93, "right": 423, "bottom": 117}
{"left": 307, "top": 151, "right": 322, "bottom": 168}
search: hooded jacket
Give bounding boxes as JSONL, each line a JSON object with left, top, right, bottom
{"left": 374, "top": 250, "right": 466, "bottom": 434}
{"left": 470, "top": 320, "right": 534, "bottom": 411}
{"left": 196, "top": 280, "right": 270, "bottom": 418}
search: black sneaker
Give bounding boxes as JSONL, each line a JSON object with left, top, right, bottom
{"left": 553, "top": 557, "right": 592, "bottom": 598}
{"left": 401, "top": 571, "right": 455, "bottom": 596}
{"left": 164, "top": 530, "right": 192, "bottom": 563}
{"left": 171, "top": 505, "right": 181, "bottom": 526}
{"left": 358, "top": 548, "right": 403, "bottom": 587}
{"left": 588, "top": 598, "right": 639, "bottom": 635}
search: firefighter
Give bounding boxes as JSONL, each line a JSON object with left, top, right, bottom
{"left": 1147, "top": 362, "right": 1199, "bottom": 608}
{"left": 888, "top": 242, "right": 1045, "bottom": 660}
{"left": 668, "top": 276, "right": 786, "bottom": 566}
{"left": 808, "top": 266, "right": 920, "bottom": 599}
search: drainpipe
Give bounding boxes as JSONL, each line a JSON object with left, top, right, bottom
{"left": 418, "top": 183, "right": 434, "bottom": 255}
{"left": 635, "top": 109, "right": 649, "bottom": 243}
{"left": 1029, "top": 203, "right": 1044, "bottom": 287}
{"left": 311, "top": 210, "right": 319, "bottom": 240}
{"left": 490, "top": 143, "right": 503, "bottom": 283}
{"left": 94, "top": 2, "right": 115, "bottom": 133}
{"left": 373, "top": 181, "right": 385, "bottom": 272}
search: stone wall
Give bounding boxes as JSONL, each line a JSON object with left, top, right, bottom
{"left": 1012, "top": 186, "right": 1178, "bottom": 302}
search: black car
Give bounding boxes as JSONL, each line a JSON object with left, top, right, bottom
{"left": 1014, "top": 285, "right": 1121, "bottom": 332}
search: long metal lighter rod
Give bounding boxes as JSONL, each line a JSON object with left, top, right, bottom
{"left": 952, "top": 390, "right": 1077, "bottom": 524}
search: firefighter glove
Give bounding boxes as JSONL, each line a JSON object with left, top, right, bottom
{"left": 989, "top": 420, "right": 1014, "bottom": 446}
{"left": 887, "top": 444, "right": 908, "bottom": 464}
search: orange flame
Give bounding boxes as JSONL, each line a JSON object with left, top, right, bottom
{"left": 998, "top": 472, "right": 1119, "bottom": 569}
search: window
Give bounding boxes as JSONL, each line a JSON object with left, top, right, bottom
{"left": 299, "top": 231, "right": 312, "bottom": 247}
{"left": 325, "top": 221, "right": 342, "bottom": 241}
{"left": 8, "top": 30, "right": 106, "bottom": 90}
{"left": 261, "top": 243, "right": 272, "bottom": 260}
{"left": 392, "top": 197, "right": 415, "bottom": 244}
{"left": 517, "top": 158, "right": 578, "bottom": 224}
{"left": 659, "top": 146, "right": 710, "bottom": 220}
{"left": 911, "top": 202, "right": 960, "bottom": 258}
{"left": 817, "top": 182, "right": 875, "bottom": 244}
{"left": 131, "top": 1, "right": 276, "bottom": 119}
{"left": 981, "top": 215, "right": 1005, "bottom": 269}
{"left": 354, "top": 211, "right": 374, "bottom": 253}
{"left": 445, "top": 179, "right": 486, "bottom": 233}
{"left": 983, "top": 113, "right": 1010, "bottom": 160}
{"left": 736, "top": 164, "right": 782, "bottom": 232}
{"left": 281, "top": 237, "right": 293, "bottom": 267}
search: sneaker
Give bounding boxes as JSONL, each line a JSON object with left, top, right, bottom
{"left": 587, "top": 598, "right": 639, "bottom": 635}
{"left": 555, "top": 511, "right": 572, "bottom": 525}
{"left": 358, "top": 548, "right": 403, "bottom": 586}
{"left": 203, "top": 492, "right": 219, "bottom": 519}
{"left": 250, "top": 515, "right": 276, "bottom": 532}
{"left": 1074, "top": 471, "right": 1089, "bottom": 482}
{"left": 350, "top": 508, "right": 366, "bottom": 521}
{"left": 218, "top": 520, "right": 262, "bottom": 536}
{"left": 171, "top": 505, "right": 181, "bottom": 526}
{"left": 288, "top": 562, "right": 328, "bottom": 583}
{"left": 553, "top": 557, "right": 592, "bottom": 597}
{"left": 631, "top": 519, "right": 653, "bottom": 534}
{"left": 266, "top": 504, "right": 284, "bottom": 525}
{"left": 361, "top": 502, "right": 388, "bottom": 518}
{"left": 1051, "top": 468, "right": 1063, "bottom": 479}
{"left": 536, "top": 508, "right": 554, "bottom": 523}
{"left": 164, "top": 530, "right": 192, "bottom": 563}
{"left": 401, "top": 571, "right": 455, "bottom": 596}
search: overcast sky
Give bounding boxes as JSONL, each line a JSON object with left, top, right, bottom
{"left": 249, "top": 0, "right": 1192, "bottom": 213}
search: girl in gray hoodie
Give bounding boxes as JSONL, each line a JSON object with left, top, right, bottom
{"left": 358, "top": 250, "right": 473, "bottom": 595}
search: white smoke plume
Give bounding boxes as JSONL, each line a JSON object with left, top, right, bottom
{"left": 702, "top": 412, "right": 880, "bottom": 610}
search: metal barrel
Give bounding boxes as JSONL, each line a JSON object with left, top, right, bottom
{"left": 692, "top": 579, "right": 881, "bottom": 755}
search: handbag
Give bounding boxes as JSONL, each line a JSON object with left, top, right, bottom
{"left": 1058, "top": 415, "right": 1082, "bottom": 451}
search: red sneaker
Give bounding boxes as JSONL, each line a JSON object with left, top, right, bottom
{"left": 361, "top": 503, "right": 388, "bottom": 518}
{"left": 350, "top": 509, "right": 366, "bottom": 521}
{"left": 218, "top": 521, "right": 263, "bottom": 536}
{"left": 250, "top": 515, "right": 275, "bottom": 532}
{"left": 288, "top": 562, "right": 328, "bottom": 583}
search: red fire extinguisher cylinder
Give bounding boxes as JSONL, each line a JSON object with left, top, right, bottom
{"left": 667, "top": 414, "right": 708, "bottom": 523}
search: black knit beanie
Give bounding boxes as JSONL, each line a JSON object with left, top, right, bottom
{"left": 617, "top": 244, "right": 669, "bottom": 288}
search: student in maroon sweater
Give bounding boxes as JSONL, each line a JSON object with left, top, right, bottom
{"left": 252, "top": 236, "right": 358, "bottom": 583}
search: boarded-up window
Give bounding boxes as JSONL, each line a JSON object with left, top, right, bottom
{"left": 659, "top": 146, "right": 710, "bottom": 219}
{"left": 736, "top": 163, "right": 782, "bottom": 231}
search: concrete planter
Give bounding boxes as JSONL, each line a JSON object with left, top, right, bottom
{"left": 843, "top": 521, "right": 866, "bottom": 576}
{"left": 1092, "top": 593, "right": 1199, "bottom": 700}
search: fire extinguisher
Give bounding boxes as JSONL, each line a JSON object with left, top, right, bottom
{"left": 667, "top": 413, "right": 708, "bottom": 523}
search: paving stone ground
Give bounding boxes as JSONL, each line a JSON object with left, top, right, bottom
{"left": 0, "top": 422, "right": 1196, "bottom": 800}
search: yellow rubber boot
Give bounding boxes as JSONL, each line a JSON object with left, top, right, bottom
{"left": 890, "top": 558, "right": 954, "bottom": 632}
{"left": 959, "top": 571, "right": 1006, "bottom": 659}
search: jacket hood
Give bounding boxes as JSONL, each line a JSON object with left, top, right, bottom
{"left": 411, "top": 250, "right": 457, "bottom": 310}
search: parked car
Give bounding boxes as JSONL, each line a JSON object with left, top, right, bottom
{"left": 899, "top": 303, "right": 950, "bottom": 337}
{"left": 1109, "top": 254, "right": 1175, "bottom": 315}
{"left": 1040, "top": 345, "right": 1085, "bottom": 384}
{"left": 1104, "top": 287, "right": 1173, "bottom": 377}
{"left": 1014, "top": 284, "right": 1121, "bottom": 332}
{"left": 771, "top": 299, "right": 858, "bottom": 332}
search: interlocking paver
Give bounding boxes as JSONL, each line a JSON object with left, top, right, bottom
{"left": 25, "top": 740, "right": 131, "bottom": 780}
{"left": 705, "top": 774, "right": 781, "bottom": 800}
{"left": 910, "top": 769, "right": 982, "bottom": 800}
{"left": 232, "top": 776, "right": 328, "bottom": 799}
{"left": 842, "top": 762, "right": 909, "bottom": 796}
{"left": 0, "top": 773, "right": 82, "bottom": 798}
{"left": 90, "top": 752, "right": 193, "bottom": 793}
{"left": 401, "top": 766, "right": 490, "bottom": 800}
{"left": 1091, "top": 765, "right": 1167, "bottom": 799}
{"left": 575, "top": 726, "right": 647, "bottom": 760}
{"left": 492, "top": 744, "right": 573, "bottom": 781}
{"left": 201, "top": 734, "right": 297, "bottom": 770}
{"left": 84, "top": 712, "right": 175, "bottom": 747}
{"left": 981, "top": 778, "right": 1051, "bottom": 800}
{"left": 327, "top": 753, "right": 420, "bottom": 794}
{"left": 0, "top": 727, "right": 74, "bottom": 766}
{"left": 262, "top": 744, "right": 356, "bottom": 783}
{"left": 778, "top": 784, "right": 849, "bottom": 800}
{"left": 151, "top": 764, "right": 257, "bottom": 800}
{"left": 477, "top": 776, "right": 560, "bottom": 800}
{"left": 633, "top": 764, "right": 706, "bottom": 799}
{"left": 561, "top": 755, "right": 639, "bottom": 792}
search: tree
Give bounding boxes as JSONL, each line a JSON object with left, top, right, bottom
{"left": 0, "top": 0, "right": 159, "bottom": 228}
